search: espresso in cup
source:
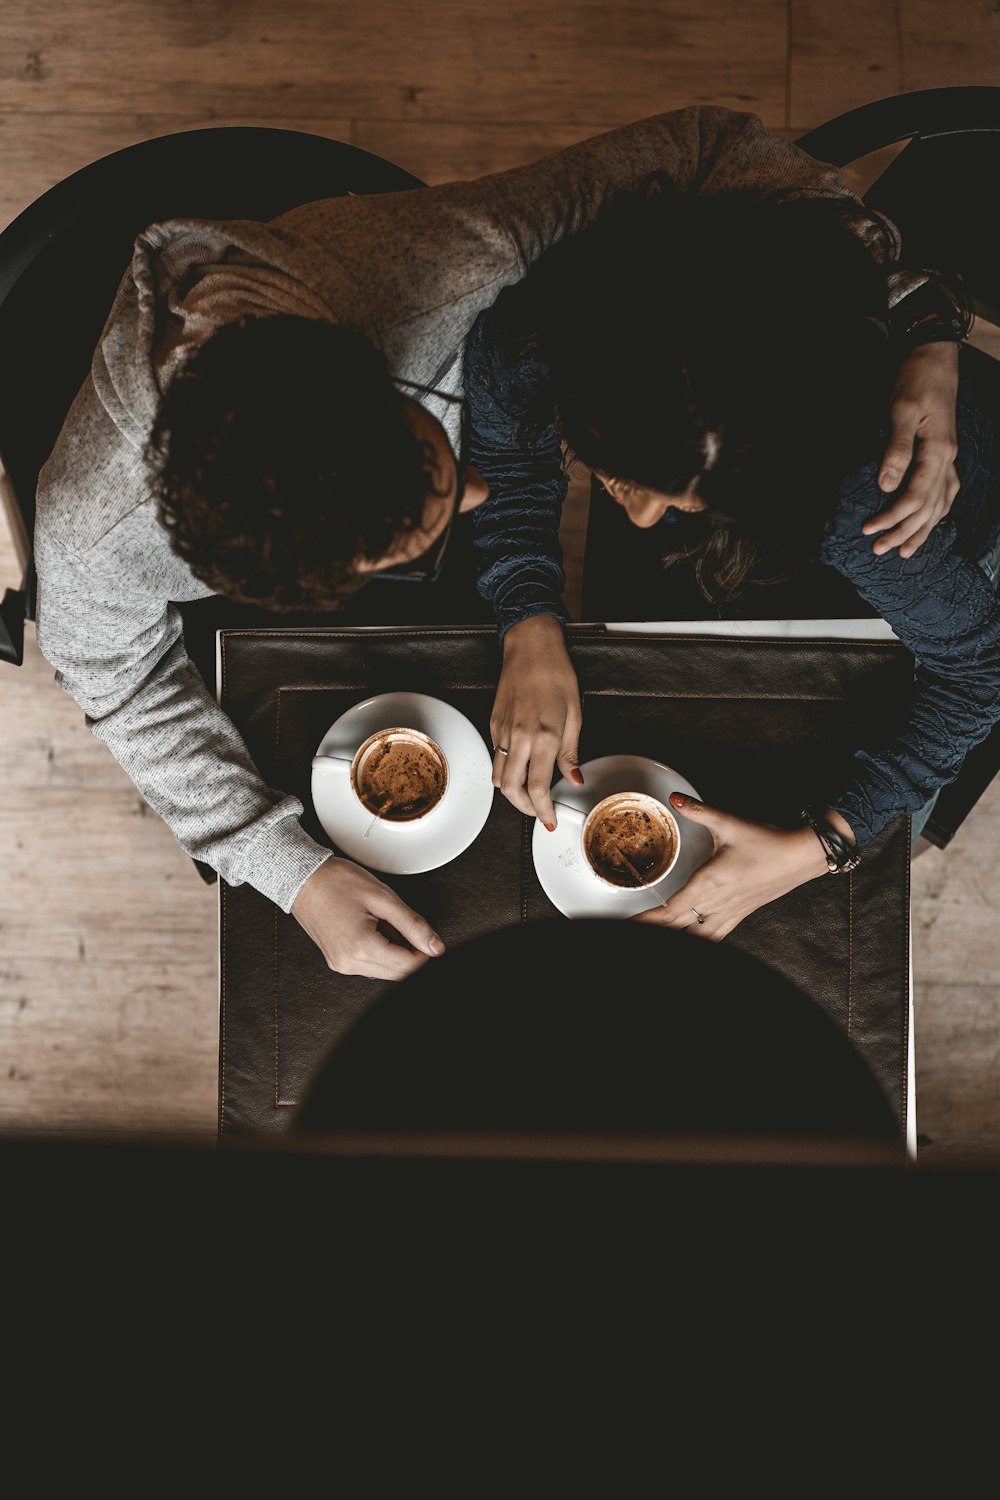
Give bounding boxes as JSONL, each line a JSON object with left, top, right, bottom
{"left": 351, "top": 727, "right": 448, "bottom": 823}
{"left": 582, "top": 792, "right": 679, "bottom": 889}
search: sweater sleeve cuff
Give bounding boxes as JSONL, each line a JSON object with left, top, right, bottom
{"left": 497, "top": 598, "right": 569, "bottom": 643}
{"left": 494, "top": 571, "right": 568, "bottom": 642}
{"left": 826, "top": 782, "right": 921, "bottom": 852}
{"left": 233, "top": 814, "right": 334, "bottom": 912}
{"left": 826, "top": 795, "right": 878, "bottom": 851}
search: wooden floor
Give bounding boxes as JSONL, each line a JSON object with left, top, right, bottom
{"left": 1, "top": 1, "right": 998, "bottom": 1154}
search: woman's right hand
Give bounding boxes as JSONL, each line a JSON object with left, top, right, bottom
{"left": 490, "top": 614, "right": 584, "bottom": 828}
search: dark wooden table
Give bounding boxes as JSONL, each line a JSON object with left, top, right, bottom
{"left": 217, "top": 624, "right": 914, "bottom": 1141}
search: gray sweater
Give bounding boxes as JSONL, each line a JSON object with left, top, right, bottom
{"left": 32, "top": 108, "right": 870, "bottom": 912}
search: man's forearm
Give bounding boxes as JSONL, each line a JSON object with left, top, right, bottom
{"left": 83, "top": 643, "right": 331, "bottom": 910}
{"left": 37, "top": 609, "right": 330, "bottom": 912}
{"left": 478, "top": 106, "right": 852, "bottom": 274}
{"left": 281, "top": 107, "right": 856, "bottom": 370}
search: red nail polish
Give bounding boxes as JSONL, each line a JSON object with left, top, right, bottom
{"left": 670, "top": 793, "right": 685, "bottom": 808}
{"left": 544, "top": 821, "right": 556, "bottom": 832}
{"left": 571, "top": 769, "right": 585, "bottom": 785}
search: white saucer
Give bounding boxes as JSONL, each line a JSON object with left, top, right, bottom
{"left": 311, "top": 692, "right": 494, "bottom": 875}
{"left": 532, "top": 754, "right": 714, "bottom": 919}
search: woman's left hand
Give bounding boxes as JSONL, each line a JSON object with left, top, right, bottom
{"left": 864, "top": 341, "right": 960, "bottom": 559}
{"left": 630, "top": 792, "right": 831, "bottom": 941}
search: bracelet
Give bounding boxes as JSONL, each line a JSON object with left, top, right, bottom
{"left": 800, "top": 807, "right": 862, "bottom": 875}
{"left": 889, "top": 272, "right": 973, "bottom": 348}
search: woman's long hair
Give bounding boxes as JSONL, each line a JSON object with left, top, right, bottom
{"left": 505, "top": 179, "right": 902, "bottom": 601}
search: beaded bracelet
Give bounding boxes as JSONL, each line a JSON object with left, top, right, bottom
{"left": 800, "top": 807, "right": 862, "bottom": 874}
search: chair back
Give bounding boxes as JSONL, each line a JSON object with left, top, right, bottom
{"left": 796, "top": 84, "right": 1000, "bottom": 325}
{"left": 0, "top": 126, "right": 424, "bottom": 662}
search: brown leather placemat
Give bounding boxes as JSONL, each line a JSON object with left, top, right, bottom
{"left": 218, "top": 625, "right": 913, "bottom": 1137}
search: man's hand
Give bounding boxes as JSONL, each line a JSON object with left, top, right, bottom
{"left": 291, "top": 856, "right": 444, "bottom": 981}
{"left": 865, "top": 341, "right": 960, "bottom": 559}
{"left": 631, "top": 793, "right": 835, "bottom": 941}
{"left": 490, "top": 614, "right": 584, "bottom": 828}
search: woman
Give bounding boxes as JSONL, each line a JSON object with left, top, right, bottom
{"left": 465, "top": 183, "right": 995, "bottom": 939}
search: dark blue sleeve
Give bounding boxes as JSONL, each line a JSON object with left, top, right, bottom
{"left": 464, "top": 300, "right": 569, "bottom": 641}
{"left": 820, "top": 390, "right": 1000, "bottom": 846}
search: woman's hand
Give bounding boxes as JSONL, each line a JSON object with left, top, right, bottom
{"left": 631, "top": 792, "right": 833, "bottom": 941}
{"left": 865, "top": 341, "right": 960, "bottom": 559}
{"left": 490, "top": 614, "right": 584, "bottom": 827}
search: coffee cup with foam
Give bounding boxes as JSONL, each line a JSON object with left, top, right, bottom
{"left": 557, "top": 791, "right": 681, "bottom": 892}
{"left": 311, "top": 726, "right": 449, "bottom": 830}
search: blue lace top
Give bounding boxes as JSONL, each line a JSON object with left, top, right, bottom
{"left": 466, "top": 303, "right": 1000, "bottom": 848}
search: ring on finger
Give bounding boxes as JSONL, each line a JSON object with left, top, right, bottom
{"left": 691, "top": 907, "right": 706, "bottom": 925}
{"left": 493, "top": 745, "right": 509, "bottom": 757}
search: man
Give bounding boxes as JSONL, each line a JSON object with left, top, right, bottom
{"left": 32, "top": 107, "right": 959, "bottom": 979}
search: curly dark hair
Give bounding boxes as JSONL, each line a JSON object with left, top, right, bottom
{"left": 504, "top": 179, "right": 907, "bottom": 600}
{"left": 146, "top": 315, "right": 432, "bottom": 610}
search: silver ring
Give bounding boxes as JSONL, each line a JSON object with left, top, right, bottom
{"left": 692, "top": 907, "right": 706, "bottom": 925}
{"left": 493, "top": 745, "right": 509, "bottom": 756}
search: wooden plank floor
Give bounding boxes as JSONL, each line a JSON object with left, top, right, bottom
{"left": 1, "top": 0, "right": 998, "bottom": 1154}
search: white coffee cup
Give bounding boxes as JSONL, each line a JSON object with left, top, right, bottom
{"left": 557, "top": 791, "right": 681, "bottom": 892}
{"left": 312, "top": 726, "right": 449, "bottom": 830}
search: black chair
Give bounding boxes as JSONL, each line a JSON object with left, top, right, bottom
{"left": 293, "top": 920, "right": 900, "bottom": 1145}
{"left": 583, "top": 86, "right": 1000, "bottom": 847}
{"left": 0, "top": 124, "right": 426, "bottom": 669}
